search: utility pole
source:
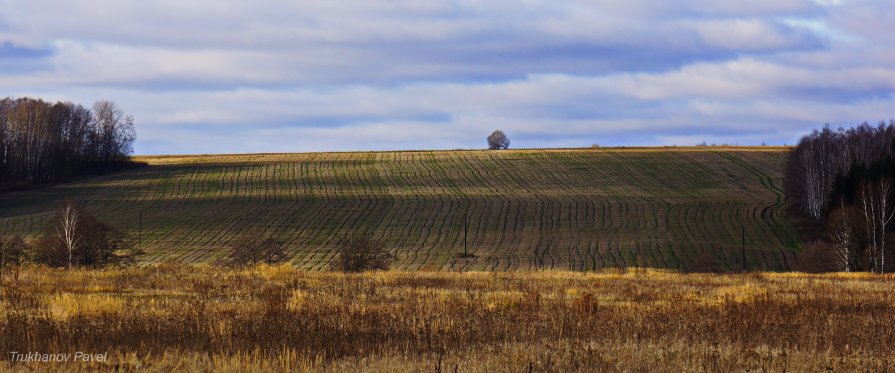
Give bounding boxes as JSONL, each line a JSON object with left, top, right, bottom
{"left": 742, "top": 226, "right": 746, "bottom": 272}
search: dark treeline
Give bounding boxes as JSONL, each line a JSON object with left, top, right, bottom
{"left": 0, "top": 97, "right": 138, "bottom": 190}
{"left": 785, "top": 121, "right": 895, "bottom": 272}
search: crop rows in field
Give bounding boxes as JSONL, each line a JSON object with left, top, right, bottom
{"left": 0, "top": 148, "right": 800, "bottom": 271}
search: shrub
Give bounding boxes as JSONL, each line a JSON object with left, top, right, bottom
{"left": 687, "top": 252, "right": 723, "bottom": 273}
{"left": 32, "top": 202, "right": 140, "bottom": 268}
{"left": 229, "top": 229, "right": 287, "bottom": 266}
{"left": 794, "top": 241, "right": 839, "bottom": 273}
{"left": 330, "top": 235, "right": 395, "bottom": 272}
{"left": 0, "top": 234, "right": 27, "bottom": 279}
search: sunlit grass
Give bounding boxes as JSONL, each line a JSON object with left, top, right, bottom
{"left": 48, "top": 293, "right": 124, "bottom": 321}
{"left": 1, "top": 265, "right": 893, "bottom": 371}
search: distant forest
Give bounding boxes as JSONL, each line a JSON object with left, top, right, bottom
{"left": 786, "top": 121, "right": 895, "bottom": 272}
{"left": 0, "top": 97, "right": 138, "bottom": 190}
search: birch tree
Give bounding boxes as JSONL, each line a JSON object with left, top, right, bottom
{"left": 801, "top": 143, "right": 826, "bottom": 222}
{"left": 827, "top": 201, "right": 857, "bottom": 272}
{"left": 859, "top": 179, "right": 894, "bottom": 273}
{"left": 56, "top": 200, "right": 82, "bottom": 269}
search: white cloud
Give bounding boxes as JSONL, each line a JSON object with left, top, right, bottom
{"left": 812, "top": 0, "right": 843, "bottom": 7}
{"left": 2, "top": 0, "right": 894, "bottom": 154}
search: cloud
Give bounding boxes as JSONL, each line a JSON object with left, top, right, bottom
{"left": 1, "top": 0, "right": 893, "bottom": 154}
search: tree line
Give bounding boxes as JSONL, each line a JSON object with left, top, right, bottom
{"left": 0, "top": 97, "right": 138, "bottom": 190}
{"left": 785, "top": 121, "right": 895, "bottom": 272}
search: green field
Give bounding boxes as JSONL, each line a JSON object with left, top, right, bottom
{"left": 0, "top": 147, "right": 800, "bottom": 271}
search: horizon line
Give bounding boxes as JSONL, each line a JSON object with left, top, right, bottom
{"left": 133, "top": 145, "right": 794, "bottom": 158}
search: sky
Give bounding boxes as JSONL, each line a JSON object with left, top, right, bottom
{"left": 2, "top": 0, "right": 894, "bottom": 155}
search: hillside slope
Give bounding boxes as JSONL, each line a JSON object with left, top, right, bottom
{"left": 0, "top": 147, "right": 800, "bottom": 270}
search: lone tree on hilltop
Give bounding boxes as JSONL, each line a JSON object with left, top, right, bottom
{"left": 487, "top": 130, "right": 510, "bottom": 150}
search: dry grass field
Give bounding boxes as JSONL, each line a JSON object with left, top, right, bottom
{"left": 1, "top": 265, "right": 894, "bottom": 372}
{"left": 0, "top": 147, "right": 799, "bottom": 271}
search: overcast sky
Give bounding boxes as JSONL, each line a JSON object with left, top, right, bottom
{"left": 2, "top": 0, "right": 893, "bottom": 154}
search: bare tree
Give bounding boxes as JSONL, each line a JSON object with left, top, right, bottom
{"left": 0, "top": 234, "right": 27, "bottom": 280}
{"left": 34, "top": 206, "right": 138, "bottom": 268}
{"left": 56, "top": 200, "right": 82, "bottom": 269}
{"left": 801, "top": 143, "right": 826, "bottom": 222}
{"left": 827, "top": 201, "right": 858, "bottom": 272}
{"left": 330, "top": 235, "right": 395, "bottom": 272}
{"left": 487, "top": 130, "right": 510, "bottom": 150}
{"left": 795, "top": 241, "right": 840, "bottom": 273}
{"left": 230, "top": 229, "right": 287, "bottom": 266}
{"left": 92, "top": 100, "right": 136, "bottom": 163}
{"left": 81, "top": 217, "right": 141, "bottom": 267}
{"left": 859, "top": 179, "right": 894, "bottom": 273}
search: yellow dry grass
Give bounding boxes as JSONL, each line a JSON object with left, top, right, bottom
{"left": 1, "top": 265, "right": 894, "bottom": 371}
{"left": 47, "top": 293, "right": 124, "bottom": 321}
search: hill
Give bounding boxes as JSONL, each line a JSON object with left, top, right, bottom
{"left": 0, "top": 147, "right": 801, "bottom": 271}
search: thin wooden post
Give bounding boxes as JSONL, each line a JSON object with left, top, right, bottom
{"left": 742, "top": 226, "right": 747, "bottom": 272}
